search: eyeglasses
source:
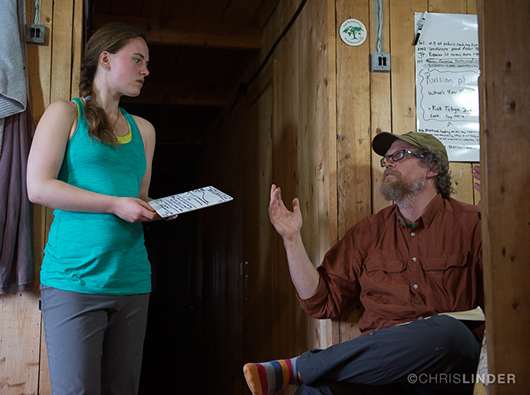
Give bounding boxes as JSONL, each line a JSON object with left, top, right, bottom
{"left": 380, "top": 149, "right": 425, "bottom": 167}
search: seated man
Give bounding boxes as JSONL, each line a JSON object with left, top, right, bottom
{"left": 244, "top": 132, "right": 483, "bottom": 395}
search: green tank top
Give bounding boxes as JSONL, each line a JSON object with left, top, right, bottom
{"left": 41, "top": 98, "right": 151, "bottom": 295}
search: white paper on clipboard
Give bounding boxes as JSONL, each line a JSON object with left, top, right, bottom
{"left": 149, "top": 186, "right": 233, "bottom": 218}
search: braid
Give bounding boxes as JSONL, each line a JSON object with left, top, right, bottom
{"left": 79, "top": 62, "right": 117, "bottom": 146}
{"left": 78, "top": 23, "right": 146, "bottom": 146}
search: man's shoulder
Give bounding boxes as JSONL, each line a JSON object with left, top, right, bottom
{"left": 443, "top": 196, "right": 479, "bottom": 214}
{"left": 353, "top": 204, "right": 396, "bottom": 229}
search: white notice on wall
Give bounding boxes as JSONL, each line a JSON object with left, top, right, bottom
{"left": 149, "top": 186, "right": 233, "bottom": 218}
{"left": 415, "top": 13, "right": 480, "bottom": 162}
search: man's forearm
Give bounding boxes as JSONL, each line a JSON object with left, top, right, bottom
{"left": 283, "top": 235, "right": 320, "bottom": 300}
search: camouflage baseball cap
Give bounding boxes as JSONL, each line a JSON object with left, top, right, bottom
{"left": 372, "top": 131, "right": 448, "bottom": 161}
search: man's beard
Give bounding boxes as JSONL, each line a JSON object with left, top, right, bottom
{"left": 380, "top": 169, "right": 427, "bottom": 206}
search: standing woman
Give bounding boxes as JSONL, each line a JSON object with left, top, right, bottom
{"left": 27, "top": 23, "right": 157, "bottom": 394}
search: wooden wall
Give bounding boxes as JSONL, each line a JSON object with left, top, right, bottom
{"left": 334, "top": 0, "right": 480, "bottom": 342}
{"left": 477, "top": 0, "right": 530, "bottom": 393}
{"left": 203, "top": 0, "right": 480, "bottom": 394}
{"left": 0, "top": 1, "right": 82, "bottom": 394}
{"left": 3, "top": 0, "right": 529, "bottom": 394}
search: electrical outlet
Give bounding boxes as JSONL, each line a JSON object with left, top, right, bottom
{"left": 370, "top": 52, "right": 391, "bottom": 72}
{"left": 26, "top": 24, "right": 46, "bottom": 45}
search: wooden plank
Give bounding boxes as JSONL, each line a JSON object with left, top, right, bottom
{"left": 94, "top": 14, "right": 262, "bottom": 50}
{"left": 274, "top": 0, "right": 307, "bottom": 362}
{"left": 0, "top": 293, "right": 41, "bottom": 394}
{"left": 26, "top": 0, "right": 53, "bottom": 122}
{"left": 336, "top": 0, "right": 372, "bottom": 237}
{"left": 194, "top": 0, "right": 231, "bottom": 22}
{"left": 428, "top": 0, "right": 466, "bottom": 13}
{"left": 251, "top": 0, "right": 283, "bottom": 28}
{"left": 160, "top": 0, "right": 196, "bottom": 20}
{"left": 334, "top": 0, "right": 372, "bottom": 344}
{"left": 370, "top": 0, "right": 392, "bottom": 214}
{"left": 69, "top": 0, "right": 83, "bottom": 99}
{"left": 449, "top": 162, "right": 474, "bottom": 204}
{"left": 50, "top": 0, "right": 74, "bottom": 102}
{"left": 466, "top": 0, "right": 477, "bottom": 14}
{"left": 240, "top": 77, "right": 276, "bottom": 369}
{"left": 303, "top": 0, "right": 336, "bottom": 351}
{"left": 389, "top": 0, "right": 427, "bottom": 135}
{"left": 477, "top": 0, "right": 530, "bottom": 393}
{"left": 325, "top": 0, "right": 338, "bottom": 258}
{"left": 222, "top": 0, "right": 263, "bottom": 25}
{"left": 0, "top": 2, "right": 58, "bottom": 395}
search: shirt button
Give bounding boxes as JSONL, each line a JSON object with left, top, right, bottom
{"left": 413, "top": 284, "right": 418, "bottom": 289}
{"left": 411, "top": 232, "right": 416, "bottom": 237}
{"left": 412, "top": 257, "right": 417, "bottom": 262}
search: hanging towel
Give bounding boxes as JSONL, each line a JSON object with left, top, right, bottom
{"left": 0, "top": 0, "right": 28, "bottom": 154}
{"left": 0, "top": 106, "right": 35, "bottom": 294}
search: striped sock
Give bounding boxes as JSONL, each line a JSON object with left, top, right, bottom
{"left": 243, "top": 357, "right": 301, "bottom": 395}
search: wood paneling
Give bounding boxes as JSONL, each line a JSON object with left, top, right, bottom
{"left": 370, "top": 0, "right": 392, "bottom": 215}
{"left": 477, "top": 0, "right": 530, "bottom": 393}
{"left": 333, "top": 0, "right": 372, "bottom": 344}
{"left": 202, "top": 1, "right": 486, "bottom": 393}
{"left": 0, "top": 1, "right": 83, "bottom": 394}
{"left": 0, "top": 293, "right": 41, "bottom": 393}
{"left": 10, "top": 0, "right": 526, "bottom": 393}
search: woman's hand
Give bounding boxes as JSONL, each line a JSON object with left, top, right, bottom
{"left": 112, "top": 197, "right": 158, "bottom": 222}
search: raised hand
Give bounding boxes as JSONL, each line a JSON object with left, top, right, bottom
{"left": 268, "top": 184, "right": 303, "bottom": 241}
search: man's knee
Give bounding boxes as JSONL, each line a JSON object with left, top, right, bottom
{"left": 424, "top": 315, "right": 480, "bottom": 368}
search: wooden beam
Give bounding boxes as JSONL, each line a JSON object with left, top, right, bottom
{"left": 333, "top": 0, "right": 372, "bottom": 345}
{"left": 94, "top": 15, "right": 262, "bottom": 50}
{"left": 477, "top": 0, "right": 530, "bottom": 393}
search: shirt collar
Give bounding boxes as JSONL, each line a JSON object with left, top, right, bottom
{"left": 418, "top": 193, "right": 444, "bottom": 227}
{"left": 395, "top": 193, "right": 444, "bottom": 229}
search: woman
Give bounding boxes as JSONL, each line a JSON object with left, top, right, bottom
{"left": 27, "top": 23, "right": 157, "bottom": 394}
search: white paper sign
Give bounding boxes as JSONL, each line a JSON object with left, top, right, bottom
{"left": 415, "top": 13, "right": 480, "bottom": 162}
{"left": 149, "top": 186, "right": 233, "bottom": 218}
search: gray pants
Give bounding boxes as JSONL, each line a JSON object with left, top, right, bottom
{"left": 296, "top": 315, "right": 480, "bottom": 395}
{"left": 40, "top": 285, "right": 150, "bottom": 395}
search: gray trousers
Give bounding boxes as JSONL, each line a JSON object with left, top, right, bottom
{"left": 296, "top": 315, "right": 480, "bottom": 395}
{"left": 40, "top": 285, "right": 150, "bottom": 395}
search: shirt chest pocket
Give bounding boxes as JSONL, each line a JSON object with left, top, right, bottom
{"left": 419, "top": 254, "right": 469, "bottom": 290}
{"left": 420, "top": 254, "right": 467, "bottom": 271}
{"left": 363, "top": 256, "right": 407, "bottom": 285}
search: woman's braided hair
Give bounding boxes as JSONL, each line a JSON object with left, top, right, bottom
{"left": 79, "top": 23, "right": 146, "bottom": 146}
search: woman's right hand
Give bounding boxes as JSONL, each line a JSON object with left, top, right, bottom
{"left": 112, "top": 197, "right": 158, "bottom": 223}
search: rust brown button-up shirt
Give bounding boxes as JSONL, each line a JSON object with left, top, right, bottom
{"left": 299, "top": 194, "right": 483, "bottom": 334}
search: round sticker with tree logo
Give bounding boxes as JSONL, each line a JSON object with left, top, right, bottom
{"left": 339, "top": 19, "right": 367, "bottom": 46}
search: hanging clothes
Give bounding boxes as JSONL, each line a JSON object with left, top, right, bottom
{"left": 0, "top": 107, "right": 35, "bottom": 293}
{"left": 0, "top": 0, "right": 28, "bottom": 154}
{"left": 0, "top": 0, "right": 33, "bottom": 293}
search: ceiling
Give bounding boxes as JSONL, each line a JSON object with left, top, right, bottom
{"left": 91, "top": 0, "right": 281, "bottom": 146}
